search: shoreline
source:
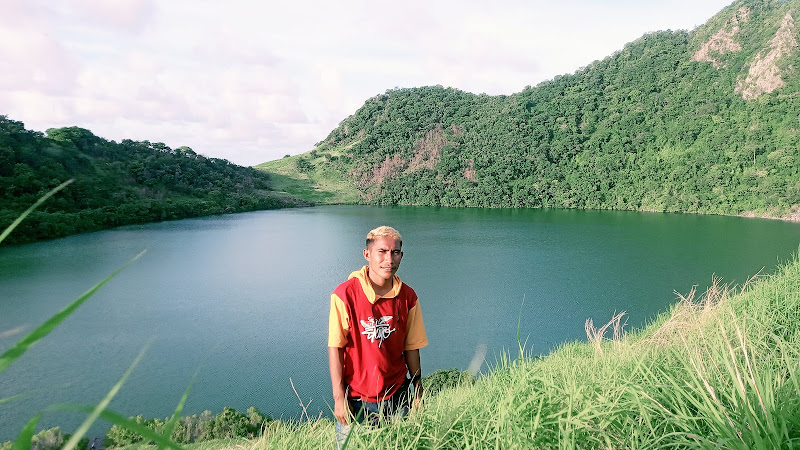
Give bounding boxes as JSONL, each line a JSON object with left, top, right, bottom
{"left": 734, "top": 209, "right": 800, "bottom": 223}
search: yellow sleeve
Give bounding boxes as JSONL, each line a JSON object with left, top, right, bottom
{"left": 405, "top": 301, "right": 428, "bottom": 350}
{"left": 328, "top": 293, "right": 349, "bottom": 348}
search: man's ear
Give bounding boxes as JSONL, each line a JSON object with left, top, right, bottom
{"left": 363, "top": 248, "right": 369, "bottom": 260}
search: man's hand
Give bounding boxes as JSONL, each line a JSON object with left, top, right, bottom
{"left": 411, "top": 382, "right": 424, "bottom": 412}
{"left": 405, "top": 348, "right": 424, "bottom": 413}
{"left": 334, "top": 397, "right": 351, "bottom": 425}
{"left": 329, "top": 347, "right": 350, "bottom": 425}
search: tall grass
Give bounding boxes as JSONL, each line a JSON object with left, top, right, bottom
{"left": 238, "top": 252, "right": 800, "bottom": 449}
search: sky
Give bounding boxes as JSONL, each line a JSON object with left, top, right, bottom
{"left": 2, "top": 0, "right": 735, "bottom": 167}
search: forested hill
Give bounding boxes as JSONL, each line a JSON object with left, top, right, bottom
{"left": 0, "top": 117, "right": 303, "bottom": 245}
{"left": 259, "top": 0, "right": 800, "bottom": 220}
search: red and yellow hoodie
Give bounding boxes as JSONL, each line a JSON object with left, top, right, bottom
{"left": 328, "top": 266, "right": 428, "bottom": 403}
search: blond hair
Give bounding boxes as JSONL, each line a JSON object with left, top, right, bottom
{"left": 366, "top": 226, "right": 402, "bottom": 247}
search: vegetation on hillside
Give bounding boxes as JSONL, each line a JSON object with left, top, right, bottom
{"left": 254, "top": 151, "right": 359, "bottom": 205}
{"left": 261, "top": 0, "right": 800, "bottom": 219}
{"left": 0, "top": 116, "right": 304, "bottom": 245}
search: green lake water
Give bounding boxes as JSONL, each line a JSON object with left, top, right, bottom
{"left": 1, "top": 205, "right": 799, "bottom": 441}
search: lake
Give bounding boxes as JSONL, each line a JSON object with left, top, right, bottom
{"left": 1, "top": 205, "right": 799, "bottom": 441}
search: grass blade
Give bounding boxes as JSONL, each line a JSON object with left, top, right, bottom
{"left": 12, "top": 414, "right": 41, "bottom": 450}
{"left": 61, "top": 343, "right": 150, "bottom": 450}
{"left": 49, "top": 405, "right": 185, "bottom": 450}
{"left": 0, "top": 179, "right": 73, "bottom": 245}
{"left": 159, "top": 372, "right": 197, "bottom": 450}
{"left": 0, "top": 394, "right": 24, "bottom": 405}
{"left": 0, "top": 249, "right": 146, "bottom": 374}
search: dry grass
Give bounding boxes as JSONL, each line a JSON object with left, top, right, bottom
{"left": 585, "top": 311, "right": 627, "bottom": 356}
{"left": 645, "top": 272, "right": 763, "bottom": 346}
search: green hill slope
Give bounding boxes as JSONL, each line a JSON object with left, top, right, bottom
{"left": 258, "top": 0, "right": 800, "bottom": 219}
{"left": 254, "top": 152, "right": 359, "bottom": 205}
{"left": 0, "top": 117, "right": 304, "bottom": 244}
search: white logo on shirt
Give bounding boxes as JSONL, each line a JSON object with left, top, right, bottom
{"left": 360, "top": 316, "right": 396, "bottom": 347}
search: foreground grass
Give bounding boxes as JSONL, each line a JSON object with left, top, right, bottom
{"left": 180, "top": 253, "right": 800, "bottom": 450}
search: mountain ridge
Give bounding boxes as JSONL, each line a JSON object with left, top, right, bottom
{"left": 257, "top": 0, "right": 800, "bottom": 220}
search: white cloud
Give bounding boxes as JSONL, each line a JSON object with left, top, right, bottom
{"left": 0, "top": 21, "right": 79, "bottom": 95}
{"left": 1, "top": 91, "right": 72, "bottom": 125}
{"left": 63, "top": 0, "right": 155, "bottom": 32}
{"left": 3, "top": 0, "right": 734, "bottom": 166}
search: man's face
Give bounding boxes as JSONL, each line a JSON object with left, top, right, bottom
{"left": 363, "top": 236, "right": 403, "bottom": 284}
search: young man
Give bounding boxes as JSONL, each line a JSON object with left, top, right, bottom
{"left": 328, "top": 226, "right": 428, "bottom": 442}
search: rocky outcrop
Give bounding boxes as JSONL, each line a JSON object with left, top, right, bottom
{"left": 736, "top": 12, "right": 799, "bottom": 99}
{"left": 693, "top": 6, "right": 750, "bottom": 67}
{"left": 358, "top": 127, "right": 449, "bottom": 189}
{"left": 694, "top": 4, "right": 799, "bottom": 100}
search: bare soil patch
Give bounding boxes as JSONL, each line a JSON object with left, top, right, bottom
{"left": 736, "top": 12, "right": 798, "bottom": 99}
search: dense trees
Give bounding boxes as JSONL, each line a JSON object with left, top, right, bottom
{"left": 0, "top": 117, "right": 301, "bottom": 244}
{"left": 293, "top": 0, "right": 800, "bottom": 218}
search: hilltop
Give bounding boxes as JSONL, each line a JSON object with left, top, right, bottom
{"left": 0, "top": 117, "right": 305, "bottom": 244}
{"left": 258, "top": 0, "right": 800, "bottom": 220}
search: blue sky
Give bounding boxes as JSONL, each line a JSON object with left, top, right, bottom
{"left": 2, "top": 0, "right": 734, "bottom": 166}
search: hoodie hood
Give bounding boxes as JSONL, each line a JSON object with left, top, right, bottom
{"left": 349, "top": 265, "right": 403, "bottom": 304}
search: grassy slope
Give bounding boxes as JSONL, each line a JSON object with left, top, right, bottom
{"left": 178, "top": 252, "right": 800, "bottom": 449}
{"left": 254, "top": 150, "right": 359, "bottom": 205}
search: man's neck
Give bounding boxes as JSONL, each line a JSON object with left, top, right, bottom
{"left": 367, "top": 270, "right": 393, "bottom": 297}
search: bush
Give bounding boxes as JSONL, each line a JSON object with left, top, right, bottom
{"left": 247, "top": 406, "right": 270, "bottom": 431}
{"left": 207, "top": 406, "right": 271, "bottom": 440}
{"left": 211, "top": 407, "right": 257, "bottom": 439}
{"left": 106, "top": 415, "right": 147, "bottom": 447}
{"left": 104, "top": 407, "right": 272, "bottom": 446}
{"left": 422, "top": 368, "right": 475, "bottom": 397}
{"left": 295, "top": 158, "right": 313, "bottom": 173}
{"left": 0, "top": 427, "right": 69, "bottom": 450}
{"left": 60, "top": 434, "right": 89, "bottom": 450}
{"left": 169, "top": 410, "right": 214, "bottom": 444}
